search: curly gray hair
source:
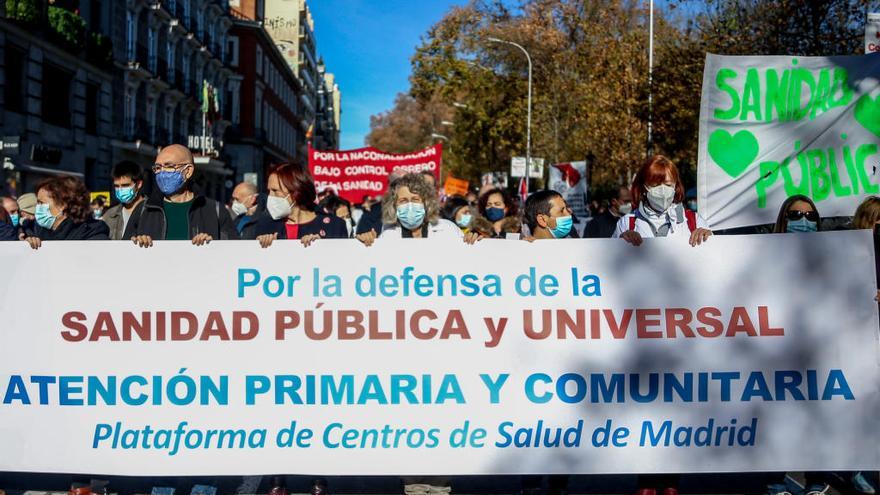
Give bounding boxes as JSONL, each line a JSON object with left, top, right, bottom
{"left": 382, "top": 173, "right": 441, "bottom": 227}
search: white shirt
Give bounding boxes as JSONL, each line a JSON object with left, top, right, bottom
{"left": 379, "top": 219, "right": 464, "bottom": 240}
{"left": 612, "top": 203, "right": 708, "bottom": 241}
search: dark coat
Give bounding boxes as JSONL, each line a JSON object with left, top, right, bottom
{"left": 233, "top": 193, "right": 268, "bottom": 241}
{"left": 33, "top": 218, "right": 109, "bottom": 241}
{"left": 255, "top": 211, "right": 349, "bottom": 240}
{"left": 131, "top": 189, "right": 239, "bottom": 241}
{"left": 355, "top": 206, "right": 384, "bottom": 235}
{"left": 101, "top": 200, "right": 145, "bottom": 240}
{"left": 582, "top": 211, "right": 620, "bottom": 238}
{"left": 0, "top": 222, "right": 17, "bottom": 241}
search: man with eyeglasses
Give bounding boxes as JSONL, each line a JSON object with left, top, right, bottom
{"left": 130, "top": 144, "right": 238, "bottom": 247}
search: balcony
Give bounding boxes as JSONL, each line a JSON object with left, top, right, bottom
{"left": 157, "top": 58, "right": 168, "bottom": 81}
{"left": 136, "top": 43, "right": 149, "bottom": 68}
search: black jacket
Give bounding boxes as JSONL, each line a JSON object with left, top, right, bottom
{"left": 0, "top": 222, "right": 17, "bottom": 241}
{"left": 132, "top": 190, "right": 239, "bottom": 241}
{"left": 255, "top": 211, "right": 349, "bottom": 240}
{"left": 33, "top": 218, "right": 109, "bottom": 241}
{"left": 582, "top": 211, "right": 621, "bottom": 238}
{"left": 355, "top": 206, "right": 384, "bottom": 235}
{"left": 233, "top": 193, "right": 268, "bottom": 241}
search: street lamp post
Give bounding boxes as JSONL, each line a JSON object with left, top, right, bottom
{"left": 487, "top": 37, "right": 532, "bottom": 195}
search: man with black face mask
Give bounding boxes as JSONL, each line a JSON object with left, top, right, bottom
{"left": 130, "top": 144, "right": 238, "bottom": 247}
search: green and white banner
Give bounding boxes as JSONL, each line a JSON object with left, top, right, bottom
{"left": 697, "top": 54, "right": 880, "bottom": 230}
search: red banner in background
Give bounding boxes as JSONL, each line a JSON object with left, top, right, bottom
{"left": 309, "top": 144, "right": 443, "bottom": 204}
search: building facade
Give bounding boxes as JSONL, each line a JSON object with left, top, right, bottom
{"left": 313, "top": 59, "right": 340, "bottom": 151}
{"left": 0, "top": 0, "right": 115, "bottom": 196}
{"left": 0, "top": 0, "right": 238, "bottom": 200}
{"left": 228, "top": 0, "right": 304, "bottom": 186}
{"left": 264, "top": 0, "right": 317, "bottom": 157}
{"left": 114, "top": 0, "right": 237, "bottom": 200}
{"left": 1, "top": 0, "right": 337, "bottom": 200}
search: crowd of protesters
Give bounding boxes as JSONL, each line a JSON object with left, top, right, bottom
{"left": 1, "top": 144, "right": 879, "bottom": 495}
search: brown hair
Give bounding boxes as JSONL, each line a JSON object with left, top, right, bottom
{"left": 853, "top": 196, "right": 880, "bottom": 230}
{"left": 36, "top": 176, "right": 91, "bottom": 223}
{"left": 631, "top": 155, "right": 685, "bottom": 209}
{"left": 268, "top": 162, "right": 316, "bottom": 210}
{"left": 478, "top": 187, "right": 519, "bottom": 218}
{"left": 772, "top": 194, "right": 820, "bottom": 233}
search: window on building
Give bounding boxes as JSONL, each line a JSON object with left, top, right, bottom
{"left": 85, "top": 83, "right": 99, "bottom": 135}
{"left": 126, "top": 10, "right": 135, "bottom": 61}
{"left": 85, "top": 157, "right": 98, "bottom": 191}
{"left": 228, "top": 36, "right": 239, "bottom": 67}
{"left": 89, "top": 0, "right": 103, "bottom": 31}
{"left": 4, "top": 45, "right": 25, "bottom": 114}
{"left": 254, "top": 87, "right": 263, "bottom": 131}
{"left": 41, "top": 63, "right": 72, "bottom": 128}
{"left": 255, "top": 46, "right": 263, "bottom": 76}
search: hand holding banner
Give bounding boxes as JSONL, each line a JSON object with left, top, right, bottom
{"left": 0, "top": 234, "right": 878, "bottom": 476}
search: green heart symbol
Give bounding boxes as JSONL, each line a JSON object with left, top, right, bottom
{"left": 708, "top": 129, "right": 759, "bottom": 178}
{"left": 855, "top": 94, "right": 880, "bottom": 138}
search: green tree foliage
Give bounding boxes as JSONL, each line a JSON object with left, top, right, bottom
{"left": 369, "top": 0, "right": 878, "bottom": 192}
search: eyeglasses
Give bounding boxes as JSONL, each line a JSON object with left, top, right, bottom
{"left": 152, "top": 162, "right": 193, "bottom": 173}
{"left": 786, "top": 210, "right": 819, "bottom": 222}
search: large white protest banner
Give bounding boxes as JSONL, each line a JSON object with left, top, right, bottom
{"left": 697, "top": 54, "right": 880, "bottom": 230}
{"left": 0, "top": 234, "right": 878, "bottom": 476}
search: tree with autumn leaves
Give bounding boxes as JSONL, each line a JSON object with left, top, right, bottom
{"left": 366, "top": 0, "right": 877, "bottom": 193}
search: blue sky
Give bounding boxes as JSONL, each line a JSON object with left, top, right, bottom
{"left": 309, "top": 0, "right": 467, "bottom": 149}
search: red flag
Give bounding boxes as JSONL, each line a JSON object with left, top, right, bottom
{"left": 518, "top": 177, "right": 528, "bottom": 204}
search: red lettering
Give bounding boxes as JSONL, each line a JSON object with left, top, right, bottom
{"left": 200, "top": 311, "right": 230, "bottom": 341}
{"left": 171, "top": 311, "right": 198, "bottom": 341}
{"left": 60, "top": 311, "right": 88, "bottom": 342}
{"left": 665, "top": 308, "right": 695, "bottom": 338}
{"left": 696, "top": 307, "right": 724, "bottom": 337}
{"left": 233, "top": 312, "right": 259, "bottom": 340}
{"left": 758, "top": 306, "right": 784, "bottom": 336}
{"left": 275, "top": 311, "right": 299, "bottom": 340}
{"left": 410, "top": 309, "right": 438, "bottom": 339}
{"left": 636, "top": 309, "right": 662, "bottom": 338}
{"left": 726, "top": 307, "right": 758, "bottom": 337}
{"left": 90, "top": 312, "right": 119, "bottom": 341}
{"left": 338, "top": 310, "right": 365, "bottom": 340}
{"left": 604, "top": 309, "right": 633, "bottom": 339}
{"left": 523, "top": 310, "right": 551, "bottom": 339}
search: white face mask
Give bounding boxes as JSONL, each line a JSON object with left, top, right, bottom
{"left": 618, "top": 202, "right": 633, "bottom": 216}
{"left": 266, "top": 195, "right": 292, "bottom": 220}
{"left": 646, "top": 184, "right": 676, "bottom": 212}
{"left": 231, "top": 201, "right": 248, "bottom": 217}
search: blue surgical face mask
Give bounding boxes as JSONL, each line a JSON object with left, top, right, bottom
{"left": 155, "top": 169, "right": 187, "bottom": 196}
{"left": 550, "top": 215, "right": 573, "bottom": 238}
{"left": 115, "top": 185, "right": 137, "bottom": 204}
{"left": 485, "top": 207, "right": 505, "bottom": 222}
{"left": 786, "top": 217, "right": 817, "bottom": 233}
{"left": 456, "top": 213, "right": 472, "bottom": 229}
{"left": 9, "top": 213, "right": 19, "bottom": 227}
{"left": 35, "top": 203, "right": 57, "bottom": 229}
{"left": 397, "top": 202, "right": 426, "bottom": 230}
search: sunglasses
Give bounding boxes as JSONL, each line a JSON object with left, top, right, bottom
{"left": 786, "top": 210, "right": 819, "bottom": 222}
